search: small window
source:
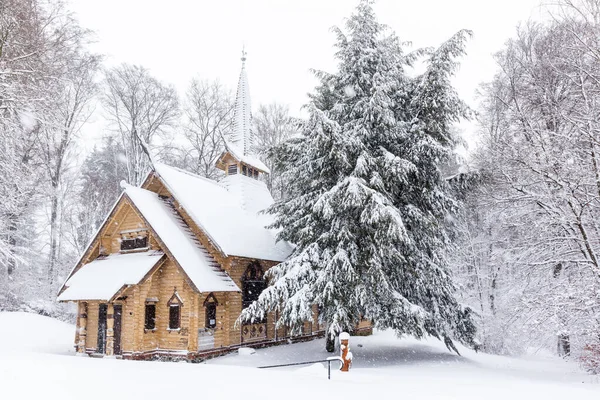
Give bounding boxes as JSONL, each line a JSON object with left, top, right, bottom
{"left": 203, "top": 293, "right": 218, "bottom": 329}
{"left": 228, "top": 164, "right": 237, "bottom": 175}
{"left": 167, "top": 289, "right": 183, "bottom": 330}
{"left": 206, "top": 303, "right": 217, "bottom": 329}
{"left": 121, "top": 236, "right": 148, "bottom": 251}
{"left": 169, "top": 304, "right": 180, "bottom": 330}
{"left": 144, "top": 304, "right": 156, "bottom": 330}
{"left": 253, "top": 170, "right": 258, "bottom": 179}
{"left": 242, "top": 165, "right": 247, "bottom": 176}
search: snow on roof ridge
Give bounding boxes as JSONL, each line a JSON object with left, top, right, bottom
{"left": 154, "top": 163, "right": 225, "bottom": 189}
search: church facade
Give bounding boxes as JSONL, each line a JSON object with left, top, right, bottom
{"left": 57, "top": 57, "right": 328, "bottom": 360}
{"left": 58, "top": 55, "right": 371, "bottom": 360}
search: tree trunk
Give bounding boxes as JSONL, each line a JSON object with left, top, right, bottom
{"left": 48, "top": 181, "right": 60, "bottom": 286}
{"left": 326, "top": 333, "right": 336, "bottom": 353}
{"left": 6, "top": 212, "right": 18, "bottom": 276}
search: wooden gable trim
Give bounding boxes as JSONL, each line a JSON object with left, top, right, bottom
{"left": 168, "top": 288, "right": 184, "bottom": 305}
{"left": 123, "top": 193, "right": 203, "bottom": 294}
{"left": 203, "top": 292, "right": 219, "bottom": 307}
{"left": 57, "top": 192, "right": 126, "bottom": 299}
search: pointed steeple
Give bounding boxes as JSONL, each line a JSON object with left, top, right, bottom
{"left": 230, "top": 49, "right": 253, "bottom": 155}
{"left": 216, "top": 50, "right": 270, "bottom": 177}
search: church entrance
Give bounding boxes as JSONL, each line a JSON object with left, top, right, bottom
{"left": 241, "top": 262, "right": 267, "bottom": 343}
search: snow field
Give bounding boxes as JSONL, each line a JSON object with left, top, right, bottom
{"left": 0, "top": 312, "right": 599, "bottom": 400}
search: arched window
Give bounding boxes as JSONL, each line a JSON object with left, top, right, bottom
{"left": 203, "top": 293, "right": 218, "bottom": 329}
{"left": 242, "top": 262, "right": 266, "bottom": 309}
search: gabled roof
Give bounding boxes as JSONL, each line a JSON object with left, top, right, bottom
{"left": 154, "top": 163, "right": 293, "bottom": 262}
{"left": 58, "top": 252, "right": 165, "bottom": 302}
{"left": 223, "top": 142, "right": 270, "bottom": 174}
{"left": 57, "top": 193, "right": 126, "bottom": 298}
{"left": 124, "top": 185, "right": 240, "bottom": 292}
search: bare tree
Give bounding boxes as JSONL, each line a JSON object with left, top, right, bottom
{"left": 39, "top": 50, "right": 100, "bottom": 286}
{"left": 179, "top": 78, "right": 233, "bottom": 179}
{"left": 253, "top": 103, "right": 297, "bottom": 199}
{"left": 0, "top": 0, "right": 99, "bottom": 310}
{"left": 456, "top": 1, "right": 600, "bottom": 359}
{"left": 102, "top": 64, "right": 179, "bottom": 185}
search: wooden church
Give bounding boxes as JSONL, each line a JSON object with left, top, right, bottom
{"left": 59, "top": 55, "right": 318, "bottom": 360}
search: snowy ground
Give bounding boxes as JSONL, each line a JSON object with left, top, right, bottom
{"left": 1, "top": 312, "right": 599, "bottom": 399}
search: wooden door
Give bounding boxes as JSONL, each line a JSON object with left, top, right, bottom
{"left": 97, "top": 304, "right": 108, "bottom": 354}
{"left": 113, "top": 305, "right": 123, "bottom": 355}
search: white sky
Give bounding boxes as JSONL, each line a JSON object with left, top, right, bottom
{"left": 68, "top": 0, "right": 547, "bottom": 150}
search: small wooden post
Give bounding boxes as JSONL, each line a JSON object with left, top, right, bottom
{"left": 339, "top": 332, "right": 352, "bottom": 372}
{"left": 76, "top": 302, "right": 88, "bottom": 354}
{"left": 106, "top": 303, "right": 114, "bottom": 356}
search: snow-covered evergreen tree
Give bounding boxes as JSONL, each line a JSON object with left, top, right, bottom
{"left": 240, "top": 0, "right": 475, "bottom": 351}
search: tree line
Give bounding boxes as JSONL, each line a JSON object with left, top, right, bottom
{"left": 2, "top": 0, "right": 600, "bottom": 370}
{"left": 450, "top": 0, "right": 600, "bottom": 371}
{"left": 0, "top": 0, "right": 296, "bottom": 315}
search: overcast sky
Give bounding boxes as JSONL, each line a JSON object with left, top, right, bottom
{"left": 69, "top": 0, "right": 547, "bottom": 150}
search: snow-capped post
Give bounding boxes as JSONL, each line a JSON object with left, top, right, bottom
{"left": 339, "top": 332, "right": 352, "bottom": 372}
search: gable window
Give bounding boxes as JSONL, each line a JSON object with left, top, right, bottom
{"left": 242, "top": 262, "right": 266, "bottom": 309}
{"left": 121, "top": 236, "right": 148, "bottom": 251}
{"left": 228, "top": 164, "right": 238, "bottom": 175}
{"left": 167, "top": 289, "right": 183, "bottom": 330}
{"left": 144, "top": 303, "right": 156, "bottom": 330}
{"left": 204, "top": 293, "right": 218, "bottom": 329}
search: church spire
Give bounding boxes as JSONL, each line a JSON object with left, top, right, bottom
{"left": 216, "top": 50, "right": 270, "bottom": 177}
{"left": 230, "top": 49, "right": 253, "bottom": 156}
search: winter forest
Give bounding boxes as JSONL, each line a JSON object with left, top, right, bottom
{"left": 2, "top": 0, "right": 600, "bottom": 375}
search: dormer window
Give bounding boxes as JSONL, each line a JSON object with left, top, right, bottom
{"left": 242, "top": 165, "right": 247, "bottom": 176}
{"left": 253, "top": 170, "right": 258, "bottom": 179}
{"left": 228, "top": 164, "right": 238, "bottom": 175}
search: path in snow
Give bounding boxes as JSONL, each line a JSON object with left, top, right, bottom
{"left": 0, "top": 312, "right": 598, "bottom": 400}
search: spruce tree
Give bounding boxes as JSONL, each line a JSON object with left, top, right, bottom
{"left": 240, "top": 0, "right": 476, "bottom": 351}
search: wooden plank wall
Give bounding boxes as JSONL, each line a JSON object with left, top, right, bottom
{"left": 85, "top": 301, "right": 99, "bottom": 352}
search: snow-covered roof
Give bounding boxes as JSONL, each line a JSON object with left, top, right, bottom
{"left": 58, "top": 252, "right": 165, "bottom": 302}
{"left": 224, "top": 142, "right": 271, "bottom": 174}
{"left": 57, "top": 193, "right": 126, "bottom": 298}
{"left": 154, "top": 163, "right": 293, "bottom": 262}
{"left": 220, "top": 174, "right": 274, "bottom": 215}
{"left": 124, "top": 185, "right": 240, "bottom": 292}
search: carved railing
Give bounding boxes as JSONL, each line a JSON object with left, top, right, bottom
{"left": 241, "top": 322, "right": 267, "bottom": 343}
